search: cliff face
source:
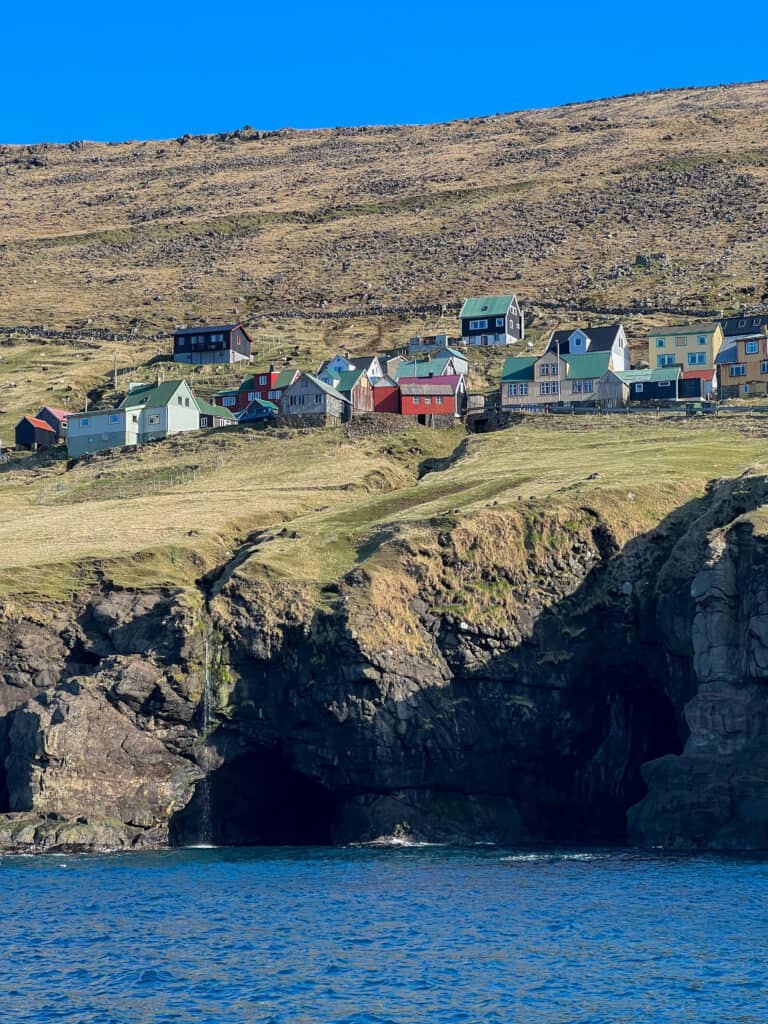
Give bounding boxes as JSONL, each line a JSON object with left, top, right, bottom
{"left": 2, "top": 473, "right": 768, "bottom": 852}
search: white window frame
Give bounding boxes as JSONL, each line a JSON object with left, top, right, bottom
{"left": 469, "top": 319, "right": 488, "bottom": 330}
{"left": 540, "top": 382, "right": 550, "bottom": 395}
{"left": 636, "top": 383, "right": 644, "bottom": 393}
{"left": 729, "top": 365, "right": 747, "bottom": 377}
{"left": 745, "top": 341, "right": 759, "bottom": 354}
{"left": 520, "top": 383, "right": 529, "bottom": 396}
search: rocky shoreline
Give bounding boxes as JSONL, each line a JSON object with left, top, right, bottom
{"left": 2, "top": 471, "right": 768, "bottom": 854}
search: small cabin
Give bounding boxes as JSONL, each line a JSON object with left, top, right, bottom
{"left": 173, "top": 323, "right": 253, "bottom": 365}
{"left": 196, "top": 398, "right": 236, "bottom": 429}
{"left": 459, "top": 295, "right": 524, "bottom": 346}
{"left": 280, "top": 373, "right": 351, "bottom": 427}
{"left": 399, "top": 375, "right": 467, "bottom": 422}
{"left": 335, "top": 368, "right": 375, "bottom": 415}
{"left": 15, "top": 415, "right": 57, "bottom": 450}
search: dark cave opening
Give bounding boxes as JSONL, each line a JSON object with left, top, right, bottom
{"left": 0, "top": 719, "right": 10, "bottom": 813}
{"left": 170, "top": 748, "right": 338, "bottom": 847}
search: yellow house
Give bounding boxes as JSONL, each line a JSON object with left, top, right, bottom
{"left": 720, "top": 328, "right": 768, "bottom": 398}
{"left": 646, "top": 322, "right": 724, "bottom": 372}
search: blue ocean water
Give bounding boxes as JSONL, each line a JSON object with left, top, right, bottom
{"left": 1, "top": 846, "right": 766, "bottom": 1023}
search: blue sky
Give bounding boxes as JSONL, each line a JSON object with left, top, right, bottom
{"left": 3, "top": 0, "right": 767, "bottom": 143}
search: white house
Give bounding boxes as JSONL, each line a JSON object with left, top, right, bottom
{"left": 545, "top": 323, "right": 630, "bottom": 372}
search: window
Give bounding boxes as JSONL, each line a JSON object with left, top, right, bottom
{"left": 746, "top": 341, "right": 759, "bottom": 354}
{"left": 268, "top": 390, "right": 279, "bottom": 399}
{"left": 636, "top": 383, "right": 644, "bottom": 393}
{"left": 520, "top": 383, "right": 528, "bottom": 396}
{"left": 656, "top": 339, "right": 665, "bottom": 348}
{"left": 259, "top": 375, "right": 268, "bottom": 385}
{"left": 761, "top": 361, "right": 768, "bottom": 374}
{"left": 583, "top": 380, "right": 594, "bottom": 393}
{"left": 222, "top": 396, "right": 236, "bottom": 407}
{"left": 659, "top": 381, "right": 671, "bottom": 388}
{"left": 148, "top": 414, "right": 160, "bottom": 425}
{"left": 729, "top": 365, "right": 747, "bottom": 377}
{"left": 436, "top": 396, "right": 444, "bottom": 404}
{"left": 177, "top": 396, "right": 182, "bottom": 405}
{"left": 698, "top": 336, "right": 707, "bottom": 346}
{"left": 540, "top": 363, "right": 549, "bottom": 376}
{"left": 132, "top": 415, "right": 138, "bottom": 423}
{"left": 507, "top": 383, "right": 518, "bottom": 396}
{"left": 185, "top": 398, "right": 190, "bottom": 407}
{"left": 738, "top": 319, "right": 747, "bottom": 328}
{"left": 550, "top": 363, "right": 559, "bottom": 376}
{"left": 469, "top": 319, "right": 488, "bottom": 330}
{"left": 657, "top": 354, "right": 675, "bottom": 367}
{"left": 425, "top": 396, "right": 432, "bottom": 405}
{"left": 540, "top": 382, "right": 550, "bottom": 395}
{"left": 551, "top": 381, "right": 559, "bottom": 395}
{"left": 496, "top": 317, "right": 505, "bottom": 328}
{"left": 109, "top": 414, "right": 119, "bottom": 424}
{"left": 248, "top": 391, "right": 257, "bottom": 401}
{"left": 753, "top": 319, "right": 761, "bottom": 326}
{"left": 572, "top": 381, "right": 582, "bottom": 394}
{"left": 675, "top": 337, "right": 687, "bottom": 348}
{"left": 79, "top": 417, "right": 89, "bottom": 427}
{"left": 688, "top": 352, "right": 706, "bottom": 366}
{"left": 413, "top": 396, "right": 421, "bottom": 404}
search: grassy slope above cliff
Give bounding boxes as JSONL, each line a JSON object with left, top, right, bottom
{"left": 1, "top": 416, "right": 766, "bottom": 607}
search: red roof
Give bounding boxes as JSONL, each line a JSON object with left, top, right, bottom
{"left": 23, "top": 416, "right": 55, "bottom": 432}
{"left": 682, "top": 370, "right": 716, "bottom": 381}
{"left": 38, "top": 406, "right": 72, "bottom": 419}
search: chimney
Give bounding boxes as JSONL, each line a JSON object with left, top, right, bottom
{"left": 269, "top": 362, "right": 275, "bottom": 372}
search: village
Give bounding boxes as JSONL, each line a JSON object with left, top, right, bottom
{"left": 11, "top": 294, "right": 768, "bottom": 459}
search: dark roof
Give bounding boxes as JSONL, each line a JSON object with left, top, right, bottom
{"left": 721, "top": 314, "right": 768, "bottom": 337}
{"left": 350, "top": 354, "right": 382, "bottom": 367}
{"left": 173, "top": 323, "right": 239, "bottom": 337}
{"left": 546, "top": 324, "right": 623, "bottom": 355}
{"left": 20, "top": 415, "right": 55, "bottom": 432}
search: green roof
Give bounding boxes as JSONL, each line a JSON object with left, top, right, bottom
{"left": 247, "top": 398, "right": 278, "bottom": 411}
{"left": 645, "top": 323, "right": 721, "bottom": 337}
{"left": 459, "top": 295, "right": 515, "bottom": 319}
{"left": 275, "top": 369, "right": 297, "bottom": 389}
{"left": 563, "top": 352, "right": 611, "bottom": 380}
{"left": 119, "top": 380, "right": 188, "bottom": 409}
{"left": 213, "top": 388, "right": 239, "bottom": 399}
{"left": 195, "top": 397, "right": 236, "bottom": 420}
{"left": 393, "top": 358, "right": 452, "bottom": 380}
{"left": 500, "top": 356, "right": 536, "bottom": 382}
{"left": 335, "top": 367, "right": 367, "bottom": 393}
{"left": 302, "top": 374, "right": 351, "bottom": 404}
{"left": 615, "top": 367, "right": 681, "bottom": 384}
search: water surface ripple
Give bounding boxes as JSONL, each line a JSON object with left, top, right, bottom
{"left": 2, "top": 847, "right": 766, "bottom": 1022}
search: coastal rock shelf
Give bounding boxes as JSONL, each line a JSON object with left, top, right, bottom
{"left": 2, "top": 472, "right": 768, "bottom": 852}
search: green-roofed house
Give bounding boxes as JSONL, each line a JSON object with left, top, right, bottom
{"left": 501, "top": 351, "right": 628, "bottom": 411}
{"left": 334, "top": 367, "right": 374, "bottom": 415}
{"left": 459, "top": 294, "right": 524, "bottom": 346}
{"left": 392, "top": 355, "right": 463, "bottom": 380}
{"left": 66, "top": 379, "right": 200, "bottom": 458}
{"left": 280, "top": 372, "right": 351, "bottom": 427}
{"left": 196, "top": 397, "right": 237, "bottom": 429}
{"left": 616, "top": 367, "right": 682, "bottom": 402}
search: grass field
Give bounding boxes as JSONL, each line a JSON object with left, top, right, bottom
{"left": 1, "top": 416, "right": 765, "bottom": 603}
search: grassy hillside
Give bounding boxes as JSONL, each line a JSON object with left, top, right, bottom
{"left": 1, "top": 416, "right": 766, "bottom": 605}
{"left": 2, "top": 81, "right": 768, "bottom": 443}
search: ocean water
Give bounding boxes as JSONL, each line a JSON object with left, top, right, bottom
{"left": 2, "top": 846, "right": 767, "bottom": 1023}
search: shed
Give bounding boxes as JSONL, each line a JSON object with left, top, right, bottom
{"left": 15, "top": 415, "right": 57, "bottom": 450}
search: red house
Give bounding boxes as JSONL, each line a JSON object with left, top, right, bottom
{"left": 399, "top": 375, "right": 467, "bottom": 421}
{"left": 372, "top": 375, "right": 400, "bottom": 413}
{"left": 214, "top": 368, "right": 299, "bottom": 414}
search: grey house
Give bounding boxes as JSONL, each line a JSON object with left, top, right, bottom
{"left": 280, "top": 373, "right": 351, "bottom": 427}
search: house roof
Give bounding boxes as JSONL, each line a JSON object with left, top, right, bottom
{"left": 173, "top": 323, "right": 239, "bottom": 337}
{"left": 335, "top": 367, "right": 368, "bottom": 393}
{"left": 616, "top": 367, "right": 681, "bottom": 384}
{"left": 682, "top": 369, "right": 716, "bottom": 381}
{"left": 299, "top": 373, "right": 351, "bottom": 404}
{"left": 399, "top": 374, "right": 463, "bottom": 394}
{"left": 547, "top": 324, "right": 623, "bottom": 355}
{"left": 501, "top": 356, "right": 536, "bottom": 382}
{"left": 238, "top": 398, "right": 278, "bottom": 420}
{"left": 21, "top": 415, "right": 55, "bottom": 432}
{"left": 195, "top": 397, "right": 236, "bottom": 420}
{"left": 563, "top": 352, "right": 612, "bottom": 379}
{"left": 645, "top": 322, "right": 721, "bottom": 337}
{"left": 37, "top": 406, "right": 72, "bottom": 420}
{"left": 350, "top": 354, "right": 381, "bottom": 368}
{"left": 275, "top": 369, "right": 298, "bottom": 389}
{"left": 118, "top": 381, "right": 187, "bottom": 409}
{"left": 436, "top": 346, "right": 467, "bottom": 361}
{"left": 372, "top": 375, "right": 398, "bottom": 388}
{"left": 721, "top": 314, "right": 768, "bottom": 337}
{"left": 459, "top": 295, "right": 515, "bottom": 319}
{"left": 393, "top": 357, "right": 454, "bottom": 380}
{"left": 715, "top": 344, "right": 739, "bottom": 365}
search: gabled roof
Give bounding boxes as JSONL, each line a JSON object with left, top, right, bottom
{"left": 547, "top": 324, "right": 623, "bottom": 355}
{"left": 20, "top": 415, "right": 55, "bottom": 432}
{"left": 682, "top": 369, "right": 716, "bottom": 381}
{"left": 399, "top": 374, "right": 464, "bottom": 394}
{"left": 372, "top": 374, "right": 398, "bottom": 388}
{"left": 393, "top": 357, "right": 454, "bottom": 380}
{"left": 173, "top": 323, "right": 239, "bottom": 336}
{"left": 118, "top": 380, "right": 188, "bottom": 409}
{"left": 437, "top": 346, "right": 468, "bottom": 361}
{"left": 615, "top": 367, "right": 681, "bottom": 384}
{"left": 501, "top": 356, "right": 536, "bottom": 382}
{"left": 275, "top": 369, "right": 298, "bottom": 389}
{"left": 721, "top": 314, "right": 768, "bottom": 337}
{"left": 563, "top": 352, "right": 612, "bottom": 379}
{"left": 459, "top": 295, "right": 516, "bottom": 319}
{"left": 195, "top": 397, "right": 236, "bottom": 420}
{"left": 335, "top": 367, "right": 369, "bottom": 393}
{"left": 645, "top": 322, "right": 721, "bottom": 337}
{"left": 350, "top": 354, "right": 382, "bottom": 367}
{"left": 238, "top": 398, "right": 278, "bottom": 420}
{"left": 715, "top": 344, "right": 739, "bottom": 365}
{"left": 37, "top": 406, "right": 72, "bottom": 420}
{"left": 298, "top": 373, "right": 351, "bottom": 404}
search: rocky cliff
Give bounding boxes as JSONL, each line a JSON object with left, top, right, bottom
{"left": 2, "top": 470, "right": 768, "bottom": 852}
